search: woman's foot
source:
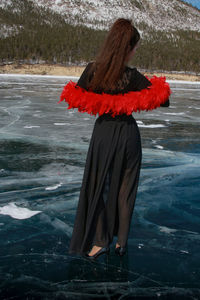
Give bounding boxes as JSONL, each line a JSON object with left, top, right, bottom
{"left": 115, "top": 242, "right": 121, "bottom": 249}
{"left": 115, "top": 242, "right": 127, "bottom": 256}
{"left": 88, "top": 245, "right": 103, "bottom": 256}
{"left": 85, "top": 245, "right": 110, "bottom": 260}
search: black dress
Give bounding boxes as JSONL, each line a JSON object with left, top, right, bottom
{"left": 68, "top": 63, "right": 170, "bottom": 256}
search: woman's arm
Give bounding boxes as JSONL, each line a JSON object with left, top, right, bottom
{"left": 130, "top": 68, "right": 152, "bottom": 91}
{"left": 130, "top": 68, "right": 170, "bottom": 107}
{"left": 160, "top": 98, "right": 170, "bottom": 107}
{"left": 76, "top": 62, "right": 94, "bottom": 90}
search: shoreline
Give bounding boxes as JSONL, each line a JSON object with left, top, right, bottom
{"left": 0, "top": 63, "right": 200, "bottom": 82}
{"left": 1, "top": 73, "right": 199, "bottom": 84}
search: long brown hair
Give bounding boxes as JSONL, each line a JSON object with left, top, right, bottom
{"left": 88, "top": 18, "right": 140, "bottom": 91}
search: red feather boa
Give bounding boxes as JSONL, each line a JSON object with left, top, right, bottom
{"left": 58, "top": 76, "right": 172, "bottom": 117}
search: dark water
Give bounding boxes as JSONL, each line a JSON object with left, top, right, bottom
{"left": 0, "top": 74, "right": 200, "bottom": 299}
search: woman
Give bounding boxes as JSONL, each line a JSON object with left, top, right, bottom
{"left": 59, "top": 18, "right": 171, "bottom": 260}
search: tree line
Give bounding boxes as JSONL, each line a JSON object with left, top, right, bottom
{"left": 0, "top": 0, "right": 199, "bottom": 73}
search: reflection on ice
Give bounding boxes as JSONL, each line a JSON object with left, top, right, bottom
{"left": 155, "top": 145, "right": 164, "bottom": 149}
{"left": 45, "top": 183, "right": 63, "bottom": 190}
{"left": 24, "top": 125, "right": 40, "bottom": 128}
{"left": 164, "top": 112, "right": 185, "bottom": 115}
{"left": 54, "top": 122, "right": 71, "bottom": 125}
{"left": 138, "top": 123, "right": 166, "bottom": 128}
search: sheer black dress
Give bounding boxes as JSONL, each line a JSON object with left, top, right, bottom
{"left": 68, "top": 62, "right": 170, "bottom": 256}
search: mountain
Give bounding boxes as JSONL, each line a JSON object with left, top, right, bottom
{"left": 21, "top": 0, "right": 200, "bottom": 33}
{"left": 0, "top": 0, "right": 200, "bottom": 73}
{"left": 1, "top": 0, "right": 200, "bottom": 34}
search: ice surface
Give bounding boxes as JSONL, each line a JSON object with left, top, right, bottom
{"left": 0, "top": 75, "right": 200, "bottom": 299}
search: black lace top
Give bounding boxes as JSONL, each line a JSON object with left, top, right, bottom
{"left": 77, "top": 62, "right": 170, "bottom": 107}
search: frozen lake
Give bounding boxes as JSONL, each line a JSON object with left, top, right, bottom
{"left": 0, "top": 74, "right": 200, "bottom": 299}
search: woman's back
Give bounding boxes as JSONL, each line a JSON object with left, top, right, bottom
{"left": 77, "top": 62, "right": 152, "bottom": 95}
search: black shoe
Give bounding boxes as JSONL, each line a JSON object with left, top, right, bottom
{"left": 84, "top": 246, "right": 110, "bottom": 260}
{"left": 115, "top": 246, "right": 126, "bottom": 256}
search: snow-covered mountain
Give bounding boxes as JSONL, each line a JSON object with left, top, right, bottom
{"left": 29, "top": 0, "right": 200, "bottom": 32}
{"left": 0, "top": 0, "right": 200, "bottom": 34}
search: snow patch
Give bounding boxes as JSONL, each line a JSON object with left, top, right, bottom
{"left": 0, "top": 202, "right": 42, "bottom": 219}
